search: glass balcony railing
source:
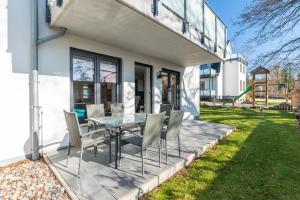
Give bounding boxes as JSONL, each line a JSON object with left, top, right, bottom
{"left": 159, "top": 0, "right": 227, "bottom": 53}
{"left": 200, "top": 90, "right": 216, "bottom": 97}
{"left": 200, "top": 68, "right": 217, "bottom": 76}
{"left": 50, "top": 0, "right": 227, "bottom": 56}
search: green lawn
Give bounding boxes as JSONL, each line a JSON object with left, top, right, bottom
{"left": 146, "top": 107, "right": 300, "bottom": 200}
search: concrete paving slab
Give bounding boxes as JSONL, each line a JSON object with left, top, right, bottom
{"left": 45, "top": 120, "right": 235, "bottom": 200}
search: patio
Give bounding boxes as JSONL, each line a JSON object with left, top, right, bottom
{"left": 44, "top": 120, "right": 235, "bottom": 200}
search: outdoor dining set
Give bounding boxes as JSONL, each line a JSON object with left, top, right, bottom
{"left": 63, "top": 104, "right": 184, "bottom": 178}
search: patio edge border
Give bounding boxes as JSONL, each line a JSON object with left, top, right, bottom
{"left": 120, "top": 125, "right": 236, "bottom": 200}
{"left": 43, "top": 153, "right": 80, "bottom": 200}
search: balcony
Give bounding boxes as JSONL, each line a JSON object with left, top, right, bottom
{"left": 200, "top": 68, "right": 217, "bottom": 78}
{"left": 200, "top": 89, "right": 216, "bottom": 97}
{"left": 48, "top": 0, "right": 227, "bottom": 66}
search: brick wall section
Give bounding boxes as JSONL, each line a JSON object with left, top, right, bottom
{"left": 291, "top": 81, "right": 300, "bottom": 111}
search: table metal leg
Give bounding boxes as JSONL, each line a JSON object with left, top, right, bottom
{"left": 115, "top": 132, "right": 119, "bottom": 169}
{"left": 119, "top": 133, "right": 122, "bottom": 166}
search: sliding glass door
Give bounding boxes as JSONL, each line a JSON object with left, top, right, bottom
{"left": 71, "top": 49, "right": 121, "bottom": 122}
{"left": 162, "top": 69, "right": 180, "bottom": 109}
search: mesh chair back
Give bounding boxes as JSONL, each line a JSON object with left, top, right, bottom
{"left": 64, "top": 110, "right": 82, "bottom": 147}
{"left": 159, "top": 104, "right": 173, "bottom": 116}
{"left": 111, "top": 103, "right": 124, "bottom": 116}
{"left": 142, "top": 112, "right": 166, "bottom": 148}
{"left": 166, "top": 110, "right": 184, "bottom": 140}
{"left": 86, "top": 104, "right": 105, "bottom": 118}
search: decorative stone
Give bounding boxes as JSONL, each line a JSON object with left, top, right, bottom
{"left": 0, "top": 159, "right": 69, "bottom": 199}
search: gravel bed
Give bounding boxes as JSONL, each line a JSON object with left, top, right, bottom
{"left": 0, "top": 159, "right": 70, "bottom": 200}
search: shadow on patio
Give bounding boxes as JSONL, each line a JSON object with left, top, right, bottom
{"left": 44, "top": 120, "right": 235, "bottom": 200}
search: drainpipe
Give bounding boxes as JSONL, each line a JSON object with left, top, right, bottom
{"left": 30, "top": 0, "right": 67, "bottom": 160}
{"left": 38, "top": 27, "right": 67, "bottom": 45}
{"left": 30, "top": 0, "right": 39, "bottom": 160}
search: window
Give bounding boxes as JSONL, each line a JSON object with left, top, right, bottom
{"left": 240, "top": 64, "right": 243, "bottom": 73}
{"left": 200, "top": 81, "right": 205, "bottom": 90}
{"left": 240, "top": 80, "right": 243, "bottom": 91}
{"left": 99, "top": 60, "right": 118, "bottom": 112}
{"left": 243, "top": 81, "right": 246, "bottom": 91}
{"left": 72, "top": 55, "right": 96, "bottom": 119}
{"left": 71, "top": 49, "right": 121, "bottom": 122}
{"left": 243, "top": 65, "right": 246, "bottom": 74}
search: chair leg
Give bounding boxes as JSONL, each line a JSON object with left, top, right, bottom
{"left": 165, "top": 140, "right": 168, "bottom": 164}
{"left": 109, "top": 136, "right": 112, "bottom": 163}
{"left": 119, "top": 134, "right": 122, "bottom": 166}
{"left": 94, "top": 144, "right": 97, "bottom": 157}
{"left": 66, "top": 143, "right": 71, "bottom": 166}
{"left": 141, "top": 148, "right": 144, "bottom": 176}
{"left": 178, "top": 135, "right": 181, "bottom": 158}
{"left": 78, "top": 146, "right": 83, "bottom": 178}
{"left": 158, "top": 144, "right": 161, "bottom": 168}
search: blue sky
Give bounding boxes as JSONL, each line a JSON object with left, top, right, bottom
{"left": 207, "top": 0, "right": 255, "bottom": 64}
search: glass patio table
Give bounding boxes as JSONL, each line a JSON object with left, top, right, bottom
{"left": 89, "top": 113, "right": 147, "bottom": 169}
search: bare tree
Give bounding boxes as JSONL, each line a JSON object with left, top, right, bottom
{"left": 236, "top": 0, "right": 300, "bottom": 73}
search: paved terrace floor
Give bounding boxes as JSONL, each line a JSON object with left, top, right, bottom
{"left": 44, "top": 120, "right": 235, "bottom": 200}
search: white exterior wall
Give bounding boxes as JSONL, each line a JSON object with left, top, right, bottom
{"left": 0, "top": 0, "right": 200, "bottom": 164}
{"left": 223, "top": 59, "right": 247, "bottom": 102}
{"left": 216, "top": 63, "right": 223, "bottom": 99}
{"left": 0, "top": 0, "right": 31, "bottom": 165}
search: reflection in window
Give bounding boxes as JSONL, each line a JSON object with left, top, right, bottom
{"left": 72, "top": 55, "right": 95, "bottom": 122}
{"left": 100, "top": 60, "right": 118, "bottom": 113}
{"left": 71, "top": 50, "right": 120, "bottom": 121}
{"left": 72, "top": 56, "right": 94, "bottom": 82}
{"left": 200, "top": 81, "right": 205, "bottom": 90}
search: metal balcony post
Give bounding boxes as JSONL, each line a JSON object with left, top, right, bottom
{"left": 152, "top": 0, "right": 158, "bottom": 16}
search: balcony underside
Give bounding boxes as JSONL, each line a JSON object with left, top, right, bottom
{"left": 50, "top": 0, "right": 222, "bottom": 66}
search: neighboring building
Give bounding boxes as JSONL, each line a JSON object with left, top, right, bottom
{"left": 0, "top": 0, "right": 228, "bottom": 164}
{"left": 200, "top": 42, "right": 248, "bottom": 102}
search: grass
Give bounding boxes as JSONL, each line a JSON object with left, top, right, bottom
{"left": 146, "top": 107, "right": 300, "bottom": 200}
{"left": 255, "top": 101, "right": 285, "bottom": 106}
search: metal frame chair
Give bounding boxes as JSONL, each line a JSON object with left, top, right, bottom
{"left": 86, "top": 104, "right": 106, "bottom": 131}
{"left": 161, "top": 110, "right": 184, "bottom": 164}
{"left": 64, "top": 110, "right": 110, "bottom": 178}
{"left": 159, "top": 104, "right": 173, "bottom": 117}
{"left": 122, "top": 112, "right": 166, "bottom": 176}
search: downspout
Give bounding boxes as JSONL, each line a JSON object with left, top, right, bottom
{"left": 30, "top": 0, "right": 66, "bottom": 160}
{"left": 31, "top": 0, "right": 39, "bottom": 160}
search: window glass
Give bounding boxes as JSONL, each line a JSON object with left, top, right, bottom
{"left": 100, "top": 60, "right": 117, "bottom": 83}
{"left": 71, "top": 50, "right": 120, "bottom": 122}
{"left": 72, "top": 55, "right": 94, "bottom": 82}
{"left": 240, "top": 80, "right": 243, "bottom": 91}
{"left": 200, "top": 81, "right": 205, "bottom": 90}
{"left": 99, "top": 60, "right": 118, "bottom": 113}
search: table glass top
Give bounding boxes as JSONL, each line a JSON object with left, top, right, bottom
{"left": 89, "top": 113, "right": 147, "bottom": 127}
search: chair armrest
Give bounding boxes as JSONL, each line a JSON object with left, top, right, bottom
{"left": 80, "top": 123, "right": 88, "bottom": 128}
{"left": 129, "top": 131, "right": 143, "bottom": 138}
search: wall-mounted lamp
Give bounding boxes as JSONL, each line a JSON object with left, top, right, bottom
{"left": 157, "top": 71, "right": 162, "bottom": 79}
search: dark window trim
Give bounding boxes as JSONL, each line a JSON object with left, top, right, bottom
{"left": 135, "top": 62, "right": 154, "bottom": 113}
{"left": 70, "top": 47, "right": 122, "bottom": 112}
{"left": 162, "top": 68, "right": 181, "bottom": 109}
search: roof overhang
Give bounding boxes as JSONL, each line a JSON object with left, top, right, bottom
{"left": 50, "top": 0, "right": 223, "bottom": 66}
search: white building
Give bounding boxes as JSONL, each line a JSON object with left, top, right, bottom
{"left": 200, "top": 42, "right": 248, "bottom": 102}
{"left": 0, "top": 0, "right": 228, "bottom": 165}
